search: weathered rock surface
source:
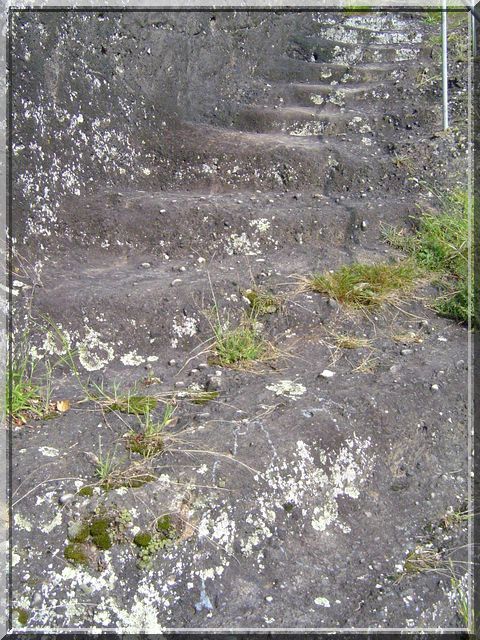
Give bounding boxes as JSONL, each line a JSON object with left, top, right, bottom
{"left": 10, "top": 9, "right": 470, "bottom": 632}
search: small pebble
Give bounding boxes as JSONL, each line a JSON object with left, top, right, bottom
{"left": 431, "top": 384, "right": 439, "bottom": 391}
{"left": 197, "top": 257, "right": 206, "bottom": 264}
{"left": 168, "top": 359, "right": 176, "bottom": 366}
{"left": 361, "top": 220, "right": 367, "bottom": 230}
{"left": 174, "top": 381, "right": 185, "bottom": 388}
{"left": 59, "top": 493, "right": 75, "bottom": 505}
{"left": 171, "top": 279, "right": 182, "bottom": 286}
{"left": 400, "top": 349, "right": 413, "bottom": 356}
{"left": 141, "top": 262, "right": 151, "bottom": 269}
{"left": 265, "top": 595, "right": 273, "bottom": 602}
{"left": 320, "top": 369, "right": 335, "bottom": 378}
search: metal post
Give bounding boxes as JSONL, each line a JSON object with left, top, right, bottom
{"left": 442, "top": 0, "right": 449, "bottom": 129}
{"left": 471, "top": 5, "right": 476, "bottom": 54}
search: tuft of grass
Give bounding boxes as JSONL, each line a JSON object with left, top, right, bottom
{"left": 126, "top": 403, "right": 176, "bottom": 458}
{"left": 7, "top": 335, "right": 54, "bottom": 423}
{"left": 89, "top": 382, "right": 157, "bottom": 415}
{"left": 100, "top": 463, "right": 157, "bottom": 490}
{"left": 392, "top": 330, "right": 424, "bottom": 345}
{"left": 95, "top": 444, "right": 118, "bottom": 483}
{"left": 450, "top": 573, "right": 470, "bottom": 629}
{"left": 352, "top": 352, "right": 378, "bottom": 373}
{"left": 243, "top": 288, "right": 283, "bottom": 315}
{"left": 190, "top": 390, "right": 220, "bottom": 405}
{"left": 343, "top": 5, "right": 372, "bottom": 13}
{"left": 333, "top": 334, "right": 372, "bottom": 349}
{"left": 423, "top": 10, "right": 443, "bottom": 24}
{"left": 308, "top": 261, "right": 419, "bottom": 308}
{"left": 8, "top": 362, "right": 43, "bottom": 422}
{"left": 211, "top": 317, "right": 270, "bottom": 367}
{"left": 385, "top": 188, "right": 471, "bottom": 323}
{"left": 440, "top": 504, "right": 470, "bottom": 530}
{"left": 398, "top": 545, "right": 443, "bottom": 580}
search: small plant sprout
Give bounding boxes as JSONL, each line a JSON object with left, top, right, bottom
{"left": 95, "top": 438, "right": 118, "bottom": 483}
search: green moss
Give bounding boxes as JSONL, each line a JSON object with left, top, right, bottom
{"left": 15, "top": 608, "right": 29, "bottom": 626}
{"left": 92, "top": 532, "right": 113, "bottom": 550}
{"left": 135, "top": 533, "right": 175, "bottom": 570}
{"left": 64, "top": 543, "right": 89, "bottom": 565}
{"left": 156, "top": 515, "right": 172, "bottom": 533}
{"left": 283, "top": 502, "right": 295, "bottom": 513}
{"left": 90, "top": 519, "right": 109, "bottom": 536}
{"left": 78, "top": 485, "right": 94, "bottom": 497}
{"left": 134, "top": 532, "right": 152, "bottom": 547}
{"left": 67, "top": 523, "right": 90, "bottom": 543}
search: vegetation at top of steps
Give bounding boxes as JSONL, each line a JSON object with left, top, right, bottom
{"left": 384, "top": 188, "right": 472, "bottom": 324}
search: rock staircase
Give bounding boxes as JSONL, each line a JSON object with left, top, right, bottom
{"left": 11, "top": 10, "right": 469, "bottom": 632}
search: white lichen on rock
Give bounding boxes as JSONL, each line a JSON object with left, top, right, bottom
{"left": 266, "top": 380, "right": 306, "bottom": 399}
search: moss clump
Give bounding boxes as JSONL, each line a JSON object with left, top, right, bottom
{"left": 78, "top": 485, "right": 94, "bottom": 497}
{"left": 67, "top": 522, "right": 90, "bottom": 543}
{"left": 64, "top": 543, "right": 89, "bottom": 565}
{"left": 15, "top": 608, "right": 29, "bottom": 626}
{"left": 92, "top": 532, "right": 113, "bottom": 550}
{"left": 156, "top": 515, "right": 173, "bottom": 534}
{"left": 136, "top": 534, "right": 175, "bottom": 570}
{"left": 90, "top": 519, "right": 109, "bottom": 537}
{"left": 283, "top": 502, "right": 295, "bottom": 513}
{"left": 134, "top": 532, "right": 152, "bottom": 547}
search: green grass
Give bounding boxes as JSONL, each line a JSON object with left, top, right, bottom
{"left": 343, "top": 5, "right": 372, "bottom": 13}
{"left": 308, "top": 261, "right": 419, "bottom": 308}
{"left": 88, "top": 381, "right": 157, "bottom": 415}
{"left": 7, "top": 338, "right": 51, "bottom": 422}
{"left": 212, "top": 318, "right": 269, "bottom": 367}
{"left": 423, "top": 10, "right": 443, "bottom": 24}
{"left": 126, "top": 403, "right": 176, "bottom": 458}
{"left": 95, "top": 443, "right": 118, "bottom": 482}
{"left": 385, "top": 188, "right": 471, "bottom": 323}
{"left": 450, "top": 573, "right": 470, "bottom": 629}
